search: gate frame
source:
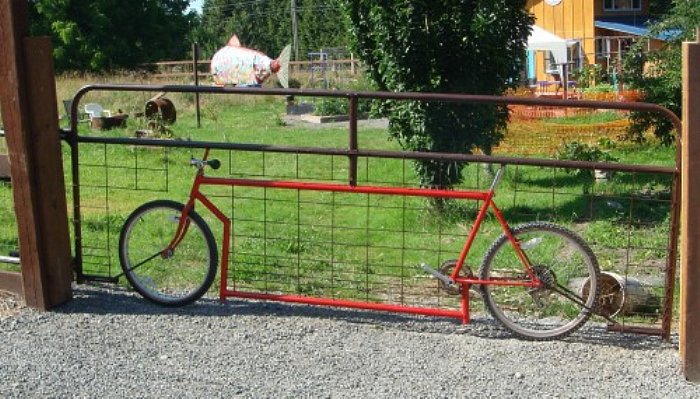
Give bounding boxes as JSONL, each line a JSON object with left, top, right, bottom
{"left": 67, "top": 84, "right": 682, "bottom": 340}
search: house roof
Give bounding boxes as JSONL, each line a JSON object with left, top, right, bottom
{"left": 594, "top": 16, "right": 676, "bottom": 41}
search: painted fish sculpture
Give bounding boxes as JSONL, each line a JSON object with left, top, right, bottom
{"left": 210, "top": 35, "right": 290, "bottom": 88}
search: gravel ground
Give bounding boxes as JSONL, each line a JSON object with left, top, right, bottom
{"left": 1, "top": 284, "right": 698, "bottom": 398}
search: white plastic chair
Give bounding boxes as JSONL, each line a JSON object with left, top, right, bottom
{"left": 84, "top": 103, "right": 112, "bottom": 119}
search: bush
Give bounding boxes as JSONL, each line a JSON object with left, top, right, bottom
{"left": 556, "top": 141, "right": 618, "bottom": 194}
{"left": 313, "top": 97, "right": 348, "bottom": 116}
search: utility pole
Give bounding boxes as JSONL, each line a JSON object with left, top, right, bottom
{"left": 291, "top": 0, "right": 299, "bottom": 61}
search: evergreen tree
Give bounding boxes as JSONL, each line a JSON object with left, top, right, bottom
{"left": 196, "top": 0, "right": 347, "bottom": 60}
{"left": 342, "top": 0, "right": 533, "bottom": 189}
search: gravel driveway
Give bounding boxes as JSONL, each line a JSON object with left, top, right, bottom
{"left": 1, "top": 284, "right": 698, "bottom": 398}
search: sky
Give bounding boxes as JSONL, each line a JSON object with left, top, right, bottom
{"left": 188, "top": 0, "right": 203, "bottom": 14}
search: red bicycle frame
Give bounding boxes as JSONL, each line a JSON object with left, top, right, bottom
{"left": 171, "top": 149, "right": 542, "bottom": 323}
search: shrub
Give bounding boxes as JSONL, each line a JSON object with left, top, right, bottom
{"left": 556, "top": 142, "right": 618, "bottom": 194}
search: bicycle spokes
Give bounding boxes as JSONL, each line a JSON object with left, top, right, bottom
{"left": 119, "top": 201, "right": 218, "bottom": 306}
{"left": 480, "top": 222, "right": 600, "bottom": 340}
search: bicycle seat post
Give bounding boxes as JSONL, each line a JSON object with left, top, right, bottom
{"left": 489, "top": 164, "right": 505, "bottom": 192}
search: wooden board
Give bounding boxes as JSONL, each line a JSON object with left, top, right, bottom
{"left": 681, "top": 29, "right": 700, "bottom": 382}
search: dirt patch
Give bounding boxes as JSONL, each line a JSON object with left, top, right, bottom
{"left": 0, "top": 290, "right": 23, "bottom": 317}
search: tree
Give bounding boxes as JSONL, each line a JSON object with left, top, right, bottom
{"left": 195, "top": 0, "right": 348, "bottom": 60}
{"left": 342, "top": 0, "right": 533, "bottom": 189}
{"left": 622, "top": 0, "right": 700, "bottom": 145}
{"left": 29, "top": 0, "right": 196, "bottom": 71}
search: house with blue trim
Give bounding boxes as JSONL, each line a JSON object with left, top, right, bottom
{"left": 526, "top": 0, "right": 670, "bottom": 86}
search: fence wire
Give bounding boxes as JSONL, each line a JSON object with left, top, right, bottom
{"left": 72, "top": 134, "right": 675, "bottom": 332}
{"left": 0, "top": 131, "right": 20, "bottom": 272}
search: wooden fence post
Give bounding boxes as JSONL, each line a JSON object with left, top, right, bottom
{"left": 193, "top": 43, "right": 201, "bottom": 128}
{"left": 681, "top": 27, "right": 700, "bottom": 381}
{"left": 0, "top": 0, "right": 73, "bottom": 309}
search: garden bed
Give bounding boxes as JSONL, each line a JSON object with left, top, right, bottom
{"left": 299, "top": 113, "right": 370, "bottom": 124}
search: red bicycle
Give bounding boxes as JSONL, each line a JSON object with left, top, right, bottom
{"left": 119, "top": 149, "right": 601, "bottom": 340}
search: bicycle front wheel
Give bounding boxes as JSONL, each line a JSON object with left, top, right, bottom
{"left": 119, "top": 200, "right": 218, "bottom": 307}
{"left": 479, "top": 222, "right": 600, "bottom": 340}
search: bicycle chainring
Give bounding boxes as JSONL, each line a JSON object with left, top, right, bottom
{"left": 438, "top": 259, "right": 474, "bottom": 295}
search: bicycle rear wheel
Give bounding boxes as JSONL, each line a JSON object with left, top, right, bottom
{"left": 119, "top": 200, "right": 218, "bottom": 306}
{"left": 479, "top": 222, "right": 600, "bottom": 340}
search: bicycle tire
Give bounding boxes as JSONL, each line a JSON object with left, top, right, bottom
{"left": 479, "top": 222, "right": 600, "bottom": 340}
{"left": 119, "top": 200, "right": 218, "bottom": 307}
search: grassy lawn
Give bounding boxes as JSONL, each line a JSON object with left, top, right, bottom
{"left": 0, "top": 83, "right": 677, "bottom": 323}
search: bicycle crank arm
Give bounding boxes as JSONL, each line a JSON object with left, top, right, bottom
{"left": 421, "top": 263, "right": 456, "bottom": 288}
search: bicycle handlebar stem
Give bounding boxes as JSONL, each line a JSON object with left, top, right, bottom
{"left": 190, "top": 157, "right": 206, "bottom": 170}
{"left": 190, "top": 157, "right": 221, "bottom": 171}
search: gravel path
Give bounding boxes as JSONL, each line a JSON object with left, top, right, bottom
{"left": 1, "top": 284, "right": 698, "bottom": 398}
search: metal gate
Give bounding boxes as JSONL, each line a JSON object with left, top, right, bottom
{"left": 63, "top": 84, "right": 680, "bottom": 338}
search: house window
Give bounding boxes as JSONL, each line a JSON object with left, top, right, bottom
{"left": 596, "top": 38, "right": 610, "bottom": 59}
{"left": 604, "top": 0, "right": 642, "bottom": 11}
{"left": 544, "top": 52, "right": 559, "bottom": 74}
{"left": 568, "top": 42, "right": 582, "bottom": 70}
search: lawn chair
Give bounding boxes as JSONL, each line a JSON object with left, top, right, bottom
{"left": 84, "top": 103, "right": 112, "bottom": 119}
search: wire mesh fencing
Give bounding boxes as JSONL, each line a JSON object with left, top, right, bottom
{"left": 0, "top": 131, "right": 20, "bottom": 272}
{"left": 69, "top": 133, "right": 675, "bottom": 334}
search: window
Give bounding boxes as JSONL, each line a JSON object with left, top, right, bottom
{"left": 545, "top": 52, "right": 559, "bottom": 74}
{"left": 568, "top": 41, "right": 582, "bottom": 70}
{"left": 604, "top": 0, "right": 641, "bottom": 11}
{"left": 596, "top": 38, "right": 610, "bottom": 59}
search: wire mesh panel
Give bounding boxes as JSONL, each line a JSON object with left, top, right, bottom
{"left": 72, "top": 141, "right": 676, "bottom": 330}
{"left": 0, "top": 132, "right": 20, "bottom": 272}
{"left": 0, "top": 179, "right": 19, "bottom": 273}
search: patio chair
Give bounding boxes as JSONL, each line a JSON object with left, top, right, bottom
{"left": 84, "top": 103, "right": 112, "bottom": 119}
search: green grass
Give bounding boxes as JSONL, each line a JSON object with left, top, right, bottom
{"left": 541, "top": 110, "right": 626, "bottom": 125}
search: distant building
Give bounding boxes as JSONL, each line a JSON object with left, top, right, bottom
{"left": 525, "top": 0, "right": 670, "bottom": 84}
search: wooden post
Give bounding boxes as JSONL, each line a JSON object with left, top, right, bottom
{"left": 0, "top": 1, "right": 73, "bottom": 309}
{"left": 192, "top": 43, "right": 201, "bottom": 128}
{"left": 562, "top": 63, "right": 568, "bottom": 100}
{"left": 681, "top": 27, "right": 700, "bottom": 381}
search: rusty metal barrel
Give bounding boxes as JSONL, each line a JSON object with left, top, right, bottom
{"left": 145, "top": 97, "right": 176, "bottom": 124}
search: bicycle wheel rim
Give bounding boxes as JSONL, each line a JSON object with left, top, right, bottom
{"left": 480, "top": 223, "right": 599, "bottom": 340}
{"left": 120, "top": 202, "right": 216, "bottom": 306}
